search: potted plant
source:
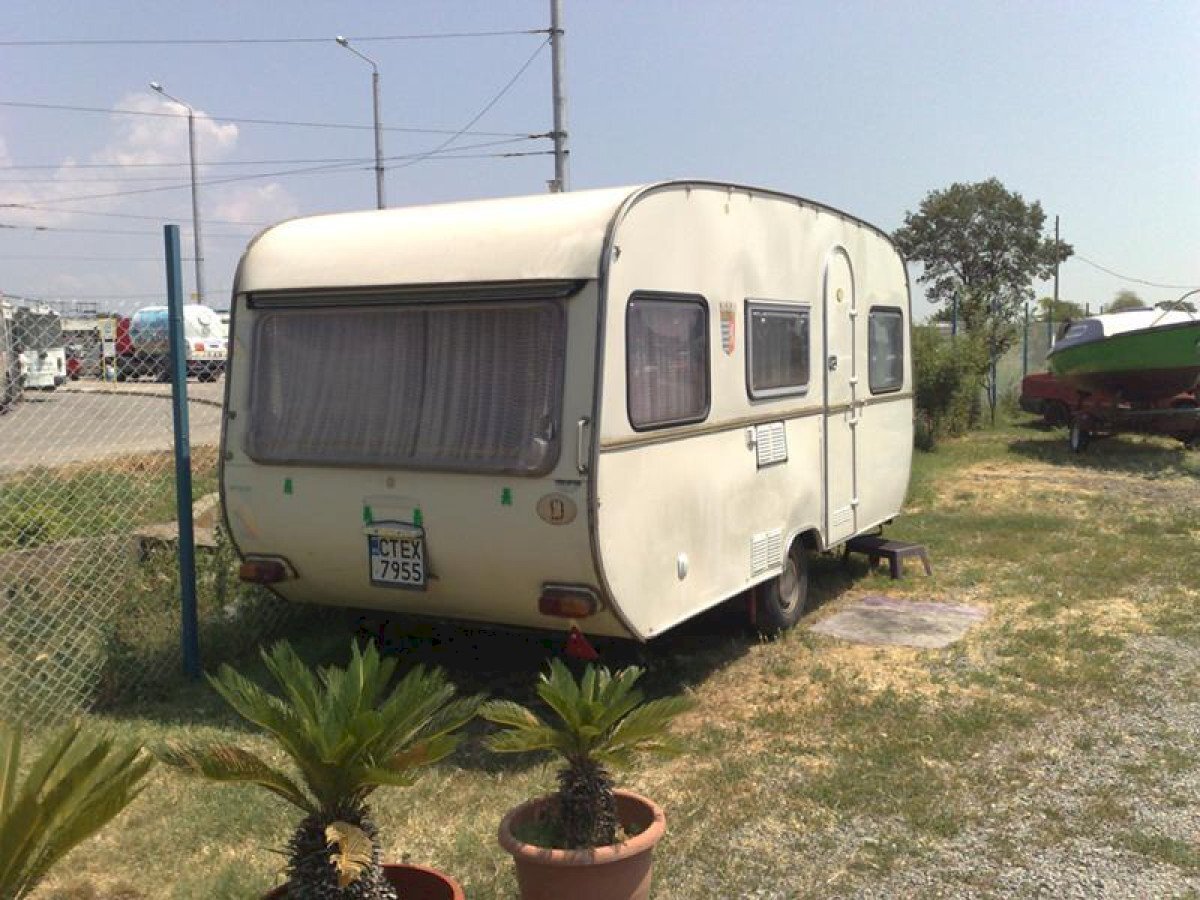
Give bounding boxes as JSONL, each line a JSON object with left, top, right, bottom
{"left": 480, "top": 659, "right": 694, "bottom": 900}
{"left": 0, "top": 720, "right": 154, "bottom": 899}
{"left": 155, "top": 639, "right": 480, "bottom": 899}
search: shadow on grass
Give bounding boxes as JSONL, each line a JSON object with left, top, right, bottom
{"left": 99, "top": 552, "right": 874, "bottom": 773}
{"left": 1008, "top": 434, "right": 1199, "bottom": 480}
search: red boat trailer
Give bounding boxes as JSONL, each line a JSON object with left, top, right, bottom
{"left": 1066, "top": 394, "right": 1200, "bottom": 453}
{"left": 1021, "top": 371, "right": 1198, "bottom": 452}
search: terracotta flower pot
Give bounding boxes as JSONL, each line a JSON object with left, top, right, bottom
{"left": 263, "top": 862, "right": 465, "bottom": 900}
{"left": 498, "top": 789, "right": 666, "bottom": 900}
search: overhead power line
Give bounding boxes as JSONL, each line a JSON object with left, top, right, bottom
{"left": 0, "top": 155, "right": 375, "bottom": 171}
{"left": 0, "top": 222, "right": 252, "bottom": 237}
{"left": 0, "top": 205, "right": 269, "bottom": 226}
{"left": 0, "top": 100, "right": 539, "bottom": 139}
{"left": 0, "top": 30, "right": 545, "bottom": 47}
{"left": 1073, "top": 254, "right": 1200, "bottom": 291}
{"left": 390, "top": 37, "right": 550, "bottom": 173}
{"left": 4, "top": 137, "right": 541, "bottom": 204}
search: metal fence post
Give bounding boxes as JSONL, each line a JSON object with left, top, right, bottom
{"left": 164, "top": 224, "right": 200, "bottom": 678}
{"left": 1022, "top": 304, "right": 1029, "bottom": 377}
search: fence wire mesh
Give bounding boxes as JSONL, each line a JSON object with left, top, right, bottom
{"left": 0, "top": 306, "right": 293, "bottom": 725}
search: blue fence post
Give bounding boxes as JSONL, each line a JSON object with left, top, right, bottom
{"left": 164, "top": 224, "right": 200, "bottom": 679}
{"left": 1022, "top": 303, "right": 1029, "bottom": 377}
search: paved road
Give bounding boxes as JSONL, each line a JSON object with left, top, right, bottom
{"left": 0, "top": 386, "right": 223, "bottom": 475}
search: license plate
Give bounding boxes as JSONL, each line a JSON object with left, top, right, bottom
{"left": 367, "top": 523, "right": 426, "bottom": 589}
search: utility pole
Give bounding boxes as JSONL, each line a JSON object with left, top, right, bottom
{"left": 1050, "top": 214, "right": 1060, "bottom": 346}
{"left": 548, "top": 0, "right": 569, "bottom": 192}
{"left": 151, "top": 82, "right": 205, "bottom": 305}
{"left": 336, "top": 36, "right": 386, "bottom": 209}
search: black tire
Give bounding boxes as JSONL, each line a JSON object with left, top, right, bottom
{"left": 755, "top": 543, "right": 810, "bottom": 634}
{"left": 1045, "top": 401, "right": 1070, "bottom": 427}
{"left": 1069, "top": 420, "right": 1090, "bottom": 454}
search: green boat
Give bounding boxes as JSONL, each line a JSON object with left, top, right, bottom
{"left": 1048, "top": 309, "right": 1200, "bottom": 402}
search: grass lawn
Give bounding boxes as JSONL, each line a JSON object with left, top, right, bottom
{"left": 26, "top": 418, "right": 1200, "bottom": 899}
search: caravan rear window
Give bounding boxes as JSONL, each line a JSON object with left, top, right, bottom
{"left": 626, "top": 293, "right": 710, "bottom": 430}
{"left": 246, "top": 301, "right": 565, "bottom": 474}
{"left": 868, "top": 307, "right": 904, "bottom": 393}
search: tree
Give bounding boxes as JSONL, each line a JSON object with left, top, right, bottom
{"left": 1156, "top": 299, "right": 1197, "bottom": 313}
{"left": 1108, "top": 290, "right": 1146, "bottom": 312}
{"left": 893, "top": 178, "right": 1073, "bottom": 420}
{"left": 1036, "top": 295, "right": 1085, "bottom": 323}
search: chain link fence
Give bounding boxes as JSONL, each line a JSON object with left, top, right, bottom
{"left": 0, "top": 305, "right": 294, "bottom": 725}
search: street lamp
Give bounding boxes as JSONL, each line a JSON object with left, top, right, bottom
{"left": 335, "top": 35, "right": 386, "bottom": 210}
{"left": 150, "top": 81, "right": 205, "bottom": 304}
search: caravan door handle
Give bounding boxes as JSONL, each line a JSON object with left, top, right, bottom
{"left": 576, "top": 417, "right": 591, "bottom": 475}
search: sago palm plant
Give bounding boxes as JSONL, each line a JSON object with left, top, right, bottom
{"left": 156, "top": 640, "right": 481, "bottom": 900}
{"left": 480, "top": 659, "right": 694, "bottom": 849}
{"left": 0, "top": 720, "right": 154, "bottom": 899}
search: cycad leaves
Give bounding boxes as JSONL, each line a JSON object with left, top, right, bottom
{"left": 0, "top": 721, "right": 153, "bottom": 900}
{"left": 155, "top": 639, "right": 482, "bottom": 818}
{"left": 480, "top": 659, "right": 695, "bottom": 770}
{"left": 154, "top": 741, "right": 313, "bottom": 813}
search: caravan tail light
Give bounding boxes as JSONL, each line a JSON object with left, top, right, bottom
{"left": 239, "top": 558, "right": 292, "bottom": 584}
{"left": 193, "top": 341, "right": 205, "bottom": 352}
{"left": 538, "top": 584, "right": 600, "bottom": 619}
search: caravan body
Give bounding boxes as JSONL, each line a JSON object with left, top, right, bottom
{"left": 0, "top": 300, "right": 23, "bottom": 413}
{"left": 222, "top": 182, "right": 913, "bottom": 640}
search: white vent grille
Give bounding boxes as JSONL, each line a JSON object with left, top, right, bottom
{"left": 755, "top": 422, "right": 788, "bottom": 468}
{"left": 831, "top": 505, "right": 853, "bottom": 530}
{"left": 751, "top": 528, "right": 784, "bottom": 576}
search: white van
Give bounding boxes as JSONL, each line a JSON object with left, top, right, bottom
{"left": 222, "top": 181, "right": 913, "bottom": 640}
{"left": 13, "top": 306, "right": 67, "bottom": 391}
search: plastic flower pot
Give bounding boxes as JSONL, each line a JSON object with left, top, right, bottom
{"left": 498, "top": 789, "right": 666, "bottom": 900}
{"left": 263, "top": 862, "right": 465, "bottom": 900}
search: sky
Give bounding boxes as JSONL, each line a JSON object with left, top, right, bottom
{"left": 1, "top": 0, "right": 1197, "bottom": 320}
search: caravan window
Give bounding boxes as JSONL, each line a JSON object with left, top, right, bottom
{"left": 246, "top": 301, "right": 565, "bottom": 475}
{"left": 627, "top": 293, "right": 709, "bottom": 430}
{"left": 868, "top": 307, "right": 904, "bottom": 393}
{"left": 747, "top": 302, "right": 810, "bottom": 398}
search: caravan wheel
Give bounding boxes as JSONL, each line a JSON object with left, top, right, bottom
{"left": 756, "top": 544, "right": 810, "bottom": 634}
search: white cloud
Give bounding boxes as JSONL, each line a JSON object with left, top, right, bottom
{"left": 212, "top": 182, "right": 299, "bottom": 226}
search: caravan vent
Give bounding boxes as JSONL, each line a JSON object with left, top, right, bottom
{"left": 831, "top": 505, "right": 853, "bottom": 531}
{"left": 751, "top": 528, "right": 784, "bottom": 576}
{"left": 755, "top": 422, "right": 788, "bottom": 468}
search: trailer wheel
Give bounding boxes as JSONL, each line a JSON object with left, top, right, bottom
{"left": 1044, "top": 401, "right": 1070, "bottom": 427}
{"left": 1069, "top": 420, "right": 1090, "bottom": 454}
{"left": 756, "top": 544, "right": 810, "bottom": 634}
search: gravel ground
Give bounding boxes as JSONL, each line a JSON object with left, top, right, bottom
{"left": 838, "top": 634, "right": 1200, "bottom": 899}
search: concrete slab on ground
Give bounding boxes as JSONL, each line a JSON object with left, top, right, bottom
{"left": 810, "top": 595, "right": 987, "bottom": 649}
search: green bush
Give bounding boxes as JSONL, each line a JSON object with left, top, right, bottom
{"left": 913, "top": 327, "right": 988, "bottom": 444}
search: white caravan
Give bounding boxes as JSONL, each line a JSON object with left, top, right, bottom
{"left": 222, "top": 182, "right": 913, "bottom": 640}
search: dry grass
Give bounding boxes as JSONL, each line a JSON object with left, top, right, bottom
{"left": 25, "top": 419, "right": 1200, "bottom": 899}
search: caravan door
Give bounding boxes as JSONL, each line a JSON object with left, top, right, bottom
{"left": 822, "top": 248, "right": 860, "bottom": 545}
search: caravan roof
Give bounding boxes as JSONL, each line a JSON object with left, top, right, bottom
{"left": 237, "top": 186, "right": 635, "bottom": 294}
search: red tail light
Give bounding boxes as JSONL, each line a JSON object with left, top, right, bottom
{"left": 538, "top": 584, "right": 600, "bottom": 619}
{"left": 193, "top": 341, "right": 205, "bottom": 352}
{"left": 238, "top": 558, "right": 292, "bottom": 584}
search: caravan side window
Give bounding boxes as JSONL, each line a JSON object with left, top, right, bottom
{"left": 868, "top": 307, "right": 904, "bottom": 393}
{"left": 746, "top": 302, "right": 810, "bottom": 399}
{"left": 626, "top": 293, "right": 710, "bottom": 430}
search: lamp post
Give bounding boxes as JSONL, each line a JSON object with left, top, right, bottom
{"left": 150, "top": 81, "right": 205, "bottom": 305}
{"left": 336, "top": 35, "right": 386, "bottom": 209}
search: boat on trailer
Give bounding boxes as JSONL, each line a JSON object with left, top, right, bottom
{"left": 1048, "top": 309, "right": 1200, "bottom": 402}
